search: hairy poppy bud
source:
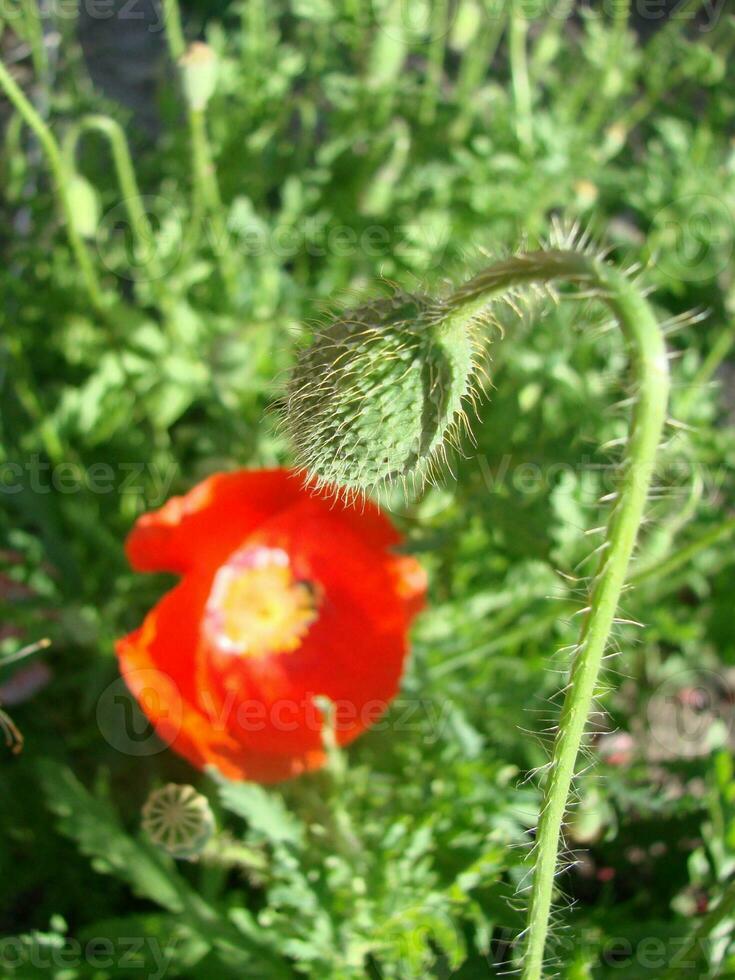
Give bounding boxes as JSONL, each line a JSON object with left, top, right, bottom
{"left": 286, "top": 292, "right": 478, "bottom": 494}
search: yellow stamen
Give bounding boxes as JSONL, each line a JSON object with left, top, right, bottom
{"left": 205, "top": 547, "right": 319, "bottom": 658}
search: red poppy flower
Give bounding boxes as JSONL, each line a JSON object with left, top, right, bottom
{"left": 116, "top": 469, "right": 426, "bottom": 783}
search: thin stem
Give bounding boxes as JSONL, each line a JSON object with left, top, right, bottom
{"left": 582, "top": 0, "right": 631, "bottom": 135}
{"left": 450, "top": 9, "right": 506, "bottom": 141}
{"left": 159, "top": 0, "right": 238, "bottom": 302}
{"left": 359, "top": 117, "right": 411, "bottom": 216}
{"left": 448, "top": 249, "right": 670, "bottom": 979}
{"left": 611, "top": 0, "right": 631, "bottom": 37}
{"left": 161, "top": 0, "right": 187, "bottom": 60}
{"left": 678, "top": 321, "right": 735, "bottom": 417}
{"left": 419, "top": 0, "right": 448, "bottom": 125}
{"left": 0, "top": 638, "right": 51, "bottom": 670}
{"left": 63, "top": 115, "right": 169, "bottom": 292}
{"left": 661, "top": 877, "right": 735, "bottom": 978}
{"left": 20, "top": 0, "right": 49, "bottom": 81}
{"left": 0, "top": 705, "right": 24, "bottom": 753}
{"left": 62, "top": 114, "right": 180, "bottom": 318}
{"left": 631, "top": 514, "right": 735, "bottom": 587}
{"left": 0, "top": 58, "right": 106, "bottom": 313}
{"left": 530, "top": 0, "right": 574, "bottom": 79}
{"left": 242, "top": 0, "right": 267, "bottom": 81}
{"left": 189, "top": 107, "right": 239, "bottom": 302}
{"left": 508, "top": 4, "right": 533, "bottom": 152}
{"left": 160, "top": 0, "right": 203, "bottom": 222}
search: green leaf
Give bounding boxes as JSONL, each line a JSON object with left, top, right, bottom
{"left": 38, "top": 764, "right": 291, "bottom": 977}
{"left": 38, "top": 761, "right": 185, "bottom": 913}
{"left": 212, "top": 773, "right": 304, "bottom": 847}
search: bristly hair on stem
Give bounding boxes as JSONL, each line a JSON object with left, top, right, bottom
{"left": 283, "top": 230, "right": 670, "bottom": 979}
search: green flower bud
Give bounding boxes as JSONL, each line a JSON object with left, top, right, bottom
{"left": 179, "top": 42, "right": 218, "bottom": 112}
{"left": 286, "top": 291, "right": 479, "bottom": 495}
{"left": 67, "top": 174, "right": 100, "bottom": 239}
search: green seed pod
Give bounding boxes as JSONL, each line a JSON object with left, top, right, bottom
{"left": 286, "top": 291, "right": 479, "bottom": 495}
{"left": 142, "top": 783, "right": 215, "bottom": 860}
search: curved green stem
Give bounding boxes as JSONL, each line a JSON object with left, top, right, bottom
{"left": 0, "top": 58, "right": 106, "bottom": 313}
{"left": 287, "top": 245, "right": 669, "bottom": 973}
{"left": 447, "top": 250, "right": 670, "bottom": 979}
{"left": 62, "top": 115, "right": 171, "bottom": 308}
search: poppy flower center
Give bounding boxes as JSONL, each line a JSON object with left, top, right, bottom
{"left": 204, "top": 546, "right": 320, "bottom": 657}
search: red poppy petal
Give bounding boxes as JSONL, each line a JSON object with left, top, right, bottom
{"left": 126, "top": 467, "right": 403, "bottom": 577}
{"left": 388, "top": 554, "right": 428, "bottom": 620}
{"left": 126, "top": 469, "right": 306, "bottom": 575}
{"left": 115, "top": 576, "right": 327, "bottom": 782}
{"left": 118, "top": 468, "right": 427, "bottom": 783}
{"left": 298, "top": 474, "right": 402, "bottom": 551}
{"left": 199, "top": 498, "right": 418, "bottom": 757}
